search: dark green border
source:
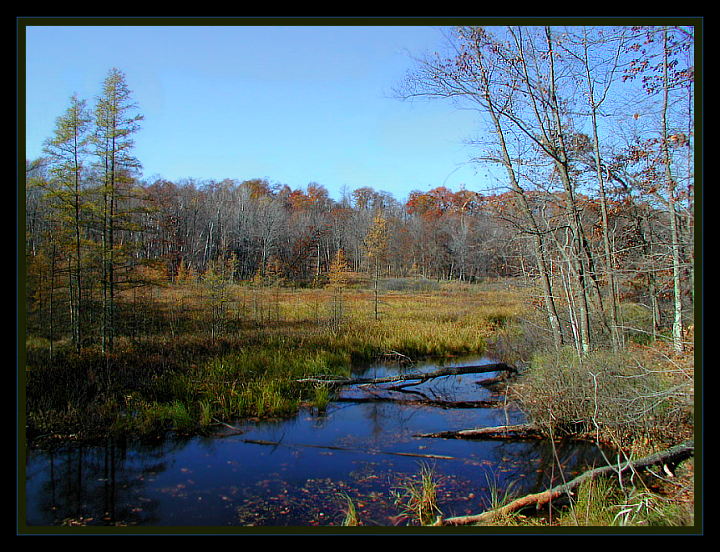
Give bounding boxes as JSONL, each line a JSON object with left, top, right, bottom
{"left": 17, "top": 16, "right": 704, "bottom": 537}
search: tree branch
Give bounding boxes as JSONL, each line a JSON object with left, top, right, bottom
{"left": 434, "top": 440, "right": 694, "bottom": 526}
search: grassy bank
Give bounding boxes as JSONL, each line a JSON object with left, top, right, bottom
{"left": 24, "top": 279, "right": 524, "bottom": 446}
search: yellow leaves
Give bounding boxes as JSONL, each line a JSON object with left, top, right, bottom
{"left": 327, "top": 248, "right": 352, "bottom": 288}
{"left": 364, "top": 213, "right": 390, "bottom": 260}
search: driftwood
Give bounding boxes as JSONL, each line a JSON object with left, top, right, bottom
{"left": 298, "top": 363, "right": 516, "bottom": 387}
{"left": 433, "top": 440, "right": 695, "bottom": 526}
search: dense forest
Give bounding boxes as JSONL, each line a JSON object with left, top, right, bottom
{"left": 25, "top": 25, "right": 695, "bottom": 357}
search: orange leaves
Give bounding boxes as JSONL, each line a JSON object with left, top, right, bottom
{"left": 286, "top": 183, "right": 331, "bottom": 212}
{"left": 668, "top": 132, "right": 689, "bottom": 148}
{"left": 243, "top": 178, "right": 273, "bottom": 200}
{"left": 405, "top": 187, "right": 479, "bottom": 219}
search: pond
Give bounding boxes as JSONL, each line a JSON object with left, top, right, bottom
{"left": 23, "top": 356, "right": 610, "bottom": 529}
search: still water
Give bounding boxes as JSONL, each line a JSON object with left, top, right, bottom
{"left": 24, "top": 356, "right": 608, "bottom": 528}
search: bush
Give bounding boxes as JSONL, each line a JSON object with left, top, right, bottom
{"left": 510, "top": 347, "right": 692, "bottom": 446}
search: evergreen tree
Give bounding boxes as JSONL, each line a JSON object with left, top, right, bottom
{"left": 364, "top": 213, "right": 390, "bottom": 320}
{"left": 92, "top": 68, "right": 144, "bottom": 353}
{"left": 327, "top": 248, "right": 351, "bottom": 289}
{"left": 42, "top": 94, "right": 92, "bottom": 351}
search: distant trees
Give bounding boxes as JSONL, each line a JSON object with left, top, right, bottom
{"left": 128, "top": 179, "right": 526, "bottom": 284}
{"left": 25, "top": 26, "right": 695, "bottom": 355}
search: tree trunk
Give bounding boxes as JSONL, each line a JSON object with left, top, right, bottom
{"left": 581, "top": 30, "right": 623, "bottom": 350}
{"left": 481, "top": 69, "right": 563, "bottom": 349}
{"left": 543, "top": 26, "right": 592, "bottom": 353}
{"left": 661, "top": 27, "right": 685, "bottom": 353}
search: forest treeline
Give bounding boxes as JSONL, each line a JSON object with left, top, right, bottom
{"left": 24, "top": 25, "right": 695, "bottom": 357}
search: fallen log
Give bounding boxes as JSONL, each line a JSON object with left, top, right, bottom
{"left": 434, "top": 440, "right": 695, "bottom": 526}
{"left": 335, "top": 396, "right": 505, "bottom": 409}
{"left": 476, "top": 371, "right": 515, "bottom": 389}
{"left": 417, "top": 423, "right": 544, "bottom": 440}
{"left": 297, "top": 363, "right": 516, "bottom": 387}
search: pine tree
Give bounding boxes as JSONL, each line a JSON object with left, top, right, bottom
{"left": 92, "top": 68, "right": 144, "bottom": 353}
{"left": 327, "top": 248, "right": 351, "bottom": 289}
{"left": 327, "top": 248, "right": 352, "bottom": 330}
{"left": 202, "top": 260, "right": 229, "bottom": 343}
{"left": 42, "top": 94, "right": 92, "bottom": 351}
{"left": 364, "top": 213, "right": 390, "bottom": 320}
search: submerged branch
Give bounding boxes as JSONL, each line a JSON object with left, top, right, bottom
{"left": 241, "top": 438, "right": 455, "bottom": 460}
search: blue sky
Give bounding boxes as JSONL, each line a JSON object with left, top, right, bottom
{"left": 24, "top": 23, "right": 492, "bottom": 202}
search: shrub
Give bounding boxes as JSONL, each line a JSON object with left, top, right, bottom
{"left": 510, "top": 347, "right": 692, "bottom": 446}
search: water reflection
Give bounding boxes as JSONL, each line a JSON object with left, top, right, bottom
{"left": 25, "top": 438, "right": 183, "bottom": 526}
{"left": 24, "top": 356, "right": 611, "bottom": 527}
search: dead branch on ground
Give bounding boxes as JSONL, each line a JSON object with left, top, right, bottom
{"left": 433, "top": 440, "right": 695, "bottom": 526}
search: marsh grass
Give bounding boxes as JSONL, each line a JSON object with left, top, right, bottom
{"left": 486, "top": 473, "right": 517, "bottom": 512}
{"left": 391, "top": 463, "right": 443, "bottom": 526}
{"left": 25, "top": 279, "right": 523, "bottom": 445}
{"left": 553, "top": 475, "right": 694, "bottom": 527}
{"left": 339, "top": 493, "right": 360, "bottom": 526}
